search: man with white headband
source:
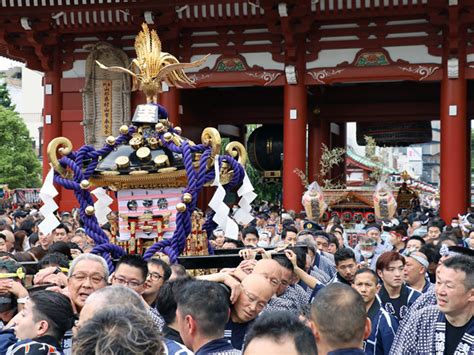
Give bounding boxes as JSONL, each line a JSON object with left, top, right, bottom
{"left": 397, "top": 246, "right": 474, "bottom": 331}
{"left": 403, "top": 250, "right": 434, "bottom": 294}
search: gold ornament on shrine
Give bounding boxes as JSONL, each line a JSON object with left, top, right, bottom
{"left": 95, "top": 23, "right": 209, "bottom": 104}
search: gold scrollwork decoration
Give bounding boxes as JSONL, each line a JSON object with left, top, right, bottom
{"left": 201, "top": 128, "right": 221, "bottom": 168}
{"left": 47, "top": 137, "right": 73, "bottom": 178}
{"left": 225, "top": 141, "right": 247, "bottom": 166}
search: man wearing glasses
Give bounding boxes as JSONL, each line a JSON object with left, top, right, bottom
{"left": 224, "top": 273, "right": 274, "bottom": 350}
{"left": 142, "top": 258, "right": 171, "bottom": 308}
{"left": 110, "top": 254, "right": 164, "bottom": 329}
{"left": 67, "top": 254, "right": 109, "bottom": 314}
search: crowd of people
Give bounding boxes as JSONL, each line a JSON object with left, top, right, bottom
{"left": 0, "top": 202, "right": 472, "bottom": 354}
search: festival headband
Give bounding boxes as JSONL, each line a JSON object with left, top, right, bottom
{"left": 365, "top": 226, "right": 380, "bottom": 233}
{"left": 439, "top": 244, "right": 461, "bottom": 258}
{"left": 0, "top": 268, "right": 25, "bottom": 280}
{"left": 403, "top": 250, "right": 429, "bottom": 269}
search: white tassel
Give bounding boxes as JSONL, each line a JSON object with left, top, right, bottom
{"left": 38, "top": 166, "right": 60, "bottom": 235}
{"left": 91, "top": 187, "right": 113, "bottom": 225}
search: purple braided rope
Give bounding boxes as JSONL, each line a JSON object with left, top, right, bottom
{"left": 144, "top": 146, "right": 211, "bottom": 262}
{"left": 143, "top": 239, "right": 171, "bottom": 260}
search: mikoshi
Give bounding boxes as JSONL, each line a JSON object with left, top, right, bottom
{"left": 45, "top": 24, "right": 254, "bottom": 272}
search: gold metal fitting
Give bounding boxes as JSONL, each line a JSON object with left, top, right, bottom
{"left": 136, "top": 147, "right": 151, "bottom": 162}
{"left": 155, "top": 122, "right": 165, "bottom": 132}
{"left": 174, "top": 126, "right": 182, "bottom": 135}
{"left": 80, "top": 180, "right": 90, "bottom": 189}
{"left": 129, "top": 136, "right": 144, "bottom": 150}
{"left": 176, "top": 203, "right": 187, "bottom": 213}
{"left": 158, "top": 167, "right": 177, "bottom": 173}
{"left": 130, "top": 170, "right": 149, "bottom": 175}
{"left": 163, "top": 132, "right": 173, "bottom": 142}
{"left": 182, "top": 193, "right": 193, "bottom": 204}
{"left": 148, "top": 137, "right": 159, "bottom": 149}
{"left": 119, "top": 125, "right": 128, "bottom": 135}
{"left": 154, "top": 154, "right": 170, "bottom": 167}
{"left": 106, "top": 136, "right": 116, "bottom": 146}
{"left": 115, "top": 156, "right": 130, "bottom": 169}
{"left": 85, "top": 206, "right": 95, "bottom": 215}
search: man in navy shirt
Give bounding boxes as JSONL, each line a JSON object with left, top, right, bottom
{"left": 225, "top": 274, "right": 274, "bottom": 349}
{"left": 176, "top": 280, "right": 240, "bottom": 355}
{"left": 311, "top": 283, "right": 371, "bottom": 355}
{"left": 352, "top": 268, "right": 398, "bottom": 355}
{"left": 243, "top": 311, "right": 317, "bottom": 354}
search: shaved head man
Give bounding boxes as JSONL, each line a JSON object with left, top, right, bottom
{"left": 251, "top": 259, "right": 282, "bottom": 294}
{"left": 225, "top": 274, "right": 274, "bottom": 350}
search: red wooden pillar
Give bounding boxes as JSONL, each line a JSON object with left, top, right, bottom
{"left": 282, "top": 48, "right": 307, "bottom": 212}
{"left": 308, "top": 118, "right": 330, "bottom": 184}
{"left": 42, "top": 49, "right": 62, "bottom": 180}
{"left": 160, "top": 87, "right": 181, "bottom": 127}
{"left": 440, "top": 62, "right": 468, "bottom": 220}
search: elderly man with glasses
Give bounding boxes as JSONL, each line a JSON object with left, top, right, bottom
{"left": 67, "top": 253, "right": 109, "bottom": 314}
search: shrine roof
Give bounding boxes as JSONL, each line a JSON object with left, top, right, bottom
{"left": 346, "top": 148, "right": 398, "bottom": 175}
{"left": 0, "top": 0, "right": 455, "bottom": 72}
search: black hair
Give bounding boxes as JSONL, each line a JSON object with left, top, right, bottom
{"left": 327, "top": 233, "right": 339, "bottom": 249}
{"left": 330, "top": 224, "right": 344, "bottom": 234}
{"left": 354, "top": 268, "right": 379, "bottom": 284}
{"left": 313, "top": 231, "right": 330, "bottom": 240}
{"left": 53, "top": 223, "right": 70, "bottom": 235}
{"left": 427, "top": 221, "right": 442, "bottom": 232}
{"left": 272, "top": 254, "right": 294, "bottom": 272}
{"left": 311, "top": 283, "right": 366, "bottom": 348}
{"left": 223, "top": 238, "right": 244, "bottom": 248}
{"left": 243, "top": 311, "right": 317, "bottom": 355}
{"left": 334, "top": 248, "right": 356, "bottom": 266}
{"left": 148, "top": 258, "right": 172, "bottom": 282}
{"left": 29, "top": 232, "right": 39, "bottom": 247}
{"left": 407, "top": 236, "right": 425, "bottom": 246}
{"left": 0, "top": 233, "right": 5, "bottom": 242}
{"left": 156, "top": 277, "right": 192, "bottom": 324}
{"left": 289, "top": 246, "right": 307, "bottom": 270}
{"left": 49, "top": 241, "right": 72, "bottom": 260}
{"left": 443, "top": 255, "right": 474, "bottom": 290}
{"left": 67, "top": 242, "right": 83, "bottom": 253}
{"left": 116, "top": 254, "right": 148, "bottom": 281}
{"left": 282, "top": 225, "right": 298, "bottom": 240}
{"left": 40, "top": 252, "right": 70, "bottom": 269}
{"left": 419, "top": 244, "right": 441, "bottom": 265}
{"left": 390, "top": 224, "right": 407, "bottom": 236}
{"left": 19, "top": 218, "right": 35, "bottom": 236}
{"left": 176, "top": 280, "right": 230, "bottom": 338}
{"left": 29, "top": 290, "right": 75, "bottom": 341}
{"left": 242, "top": 226, "right": 259, "bottom": 240}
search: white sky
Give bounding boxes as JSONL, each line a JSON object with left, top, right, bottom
{"left": 0, "top": 56, "right": 24, "bottom": 70}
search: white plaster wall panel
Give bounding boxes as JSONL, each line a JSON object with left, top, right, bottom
{"left": 307, "top": 48, "right": 362, "bottom": 69}
{"left": 383, "top": 46, "right": 441, "bottom": 64}
{"left": 63, "top": 59, "right": 86, "bottom": 78}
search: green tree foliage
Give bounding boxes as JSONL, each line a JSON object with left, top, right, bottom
{"left": 245, "top": 162, "right": 281, "bottom": 203}
{"left": 0, "top": 106, "right": 41, "bottom": 188}
{"left": 0, "top": 74, "right": 16, "bottom": 110}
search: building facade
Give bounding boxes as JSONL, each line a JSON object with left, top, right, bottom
{"left": 0, "top": 0, "right": 470, "bottom": 220}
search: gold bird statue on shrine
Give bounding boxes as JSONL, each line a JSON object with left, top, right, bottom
{"left": 96, "top": 23, "right": 209, "bottom": 104}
